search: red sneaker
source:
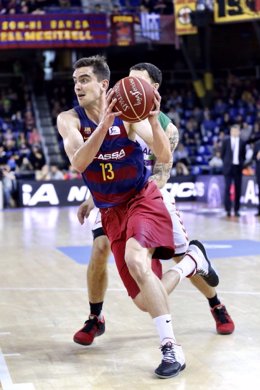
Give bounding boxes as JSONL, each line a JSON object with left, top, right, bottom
{"left": 211, "top": 304, "right": 235, "bottom": 335}
{"left": 73, "top": 315, "right": 105, "bottom": 345}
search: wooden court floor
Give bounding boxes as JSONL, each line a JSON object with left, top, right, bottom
{"left": 1, "top": 204, "right": 260, "bottom": 390}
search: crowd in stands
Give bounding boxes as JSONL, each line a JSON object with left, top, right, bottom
{"left": 162, "top": 74, "right": 260, "bottom": 176}
{"left": 0, "top": 0, "right": 174, "bottom": 14}
{"left": 0, "top": 80, "right": 45, "bottom": 207}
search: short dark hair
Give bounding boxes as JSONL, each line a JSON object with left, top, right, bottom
{"left": 230, "top": 124, "right": 241, "bottom": 130}
{"left": 73, "top": 55, "right": 110, "bottom": 82}
{"left": 130, "top": 62, "right": 162, "bottom": 86}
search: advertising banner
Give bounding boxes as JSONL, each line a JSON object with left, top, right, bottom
{"left": 0, "top": 14, "right": 108, "bottom": 49}
{"left": 136, "top": 14, "right": 176, "bottom": 44}
{"left": 214, "top": 0, "right": 260, "bottom": 23}
{"left": 110, "top": 14, "right": 135, "bottom": 46}
{"left": 16, "top": 176, "right": 259, "bottom": 208}
{"left": 173, "top": 0, "right": 198, "bottom": 35}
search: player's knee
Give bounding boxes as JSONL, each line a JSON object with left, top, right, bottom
{"left": 92, "top": 237, "right": 110, "bottom": 260}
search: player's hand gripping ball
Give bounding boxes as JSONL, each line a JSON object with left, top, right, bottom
{"left": 112, "top": 76, "right": 155, "bottom": 123}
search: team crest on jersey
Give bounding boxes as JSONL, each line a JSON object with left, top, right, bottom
{"left": 84, "top": 127, "right": 92, "bottom": 135}
{"left": 109, "top": 126, "right": 121, "bottom": 136}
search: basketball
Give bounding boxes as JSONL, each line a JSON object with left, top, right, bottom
{"left": 112, "top": 76, "right": 155, "bottom": 123}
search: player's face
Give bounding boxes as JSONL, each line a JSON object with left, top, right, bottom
{"left": 73, "top": 66, "right": 106, "bottom": 107}
{"left": 129, "top": 69, "right": 158, "bottom": 89}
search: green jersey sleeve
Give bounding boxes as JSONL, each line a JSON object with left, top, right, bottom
{"left": 158, "top": 111, "right": 171, "bottom": 131}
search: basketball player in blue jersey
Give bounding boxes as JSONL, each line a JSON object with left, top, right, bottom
{"left": 57, "top": 55, "right": 219, "bottom": 379}
{"left": 74, "top": 61, "right": 234, "bottom": 350}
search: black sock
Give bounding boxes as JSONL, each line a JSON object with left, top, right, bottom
{"left": 90, "top": 302, "right": 103, "bottom": 317}
{"left": 207, "top": 294, "right": 221, "bottom": 309}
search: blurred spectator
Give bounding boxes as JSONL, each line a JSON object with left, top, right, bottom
{"left": 0, "top": 164, "right": 17, "bottom": 208}
{"left": 171, "top": 161, "right": 190, "bottom": 176}
{"left": 140, "top": 0, "right": 154, "bottom": 13}
{"left": 153, "top": 0, "right": 173, "bottom": 14}
{"left": 28, "top": 145, "right": 46, "bottom": 170}
{"left": 35, "top": 164, "right": 50, "bottom": 180}
{"left": 208, "top": 151, "right": 223, "bottom": 174}
{"left": 166, "top": 106, "right": 181, "bottom": 128}
{"left": 0, "top": 145, "right": 7, "bottom": 165}
{"left": 35, "top": 164, "right": 64, "bottom": 180}
{"left": 92, "top": 2, "right": 105, "bottom": 12}
{"left": 24, "top": 108, "right": 35, "bottom": 131}
{"left": 242, "top": 163, "right": 254, "bottom": 176}
{"left": 111, "top": 3, "right": 121, "bottom": 13}
{"left": 240, "top": 121, "right": 252, "bottom": 142}
{"left": 49, "top": 164, "right": 64, "bottom": 180}
{"left": 64, "top": 164, "right": 82, "bottom": 180}
{"left": 11, "top": 111, "right": 24, "bottom": 132}
{"left": 18, "top": 156, "right": 34, "bottom": 173}
{"left": 244, "top": 143, "right": 254, "bottom": 166}
{"left": 252, "top": 121, "right": 260, "bottom": 140}
{"left": 28, "top": 127, "right": 41, "bottom": 146}
{"left": 174, "top": 143, "right": 190, "bottom": 166}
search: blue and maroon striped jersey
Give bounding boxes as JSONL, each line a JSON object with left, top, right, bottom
{"left": 74, "top": 105, "right": 150, "bottom": 208}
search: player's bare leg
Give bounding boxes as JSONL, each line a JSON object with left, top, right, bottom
{"left": 73, "top": 235, "right": 110, "bottom": 345}
{"left": 174, "top": 246, "right": 235, "bottom": 335}
{"left": 126, "top": 238, "right": 170, "bottom": 317}
{"left": 87, "top": 235, "right": 110, "bottom": 303}
{"left": 125, "top": 237, "right": 185, "bottom": 379}
{"left": 130, "top": 239, "right": 218, "bottom": 378}
{"left": 134, "top": 240, "right": 219, "bottom": 311}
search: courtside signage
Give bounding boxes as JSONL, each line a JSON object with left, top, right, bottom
{"left": 16, "top": 176, "right": 258, "bottom": 208}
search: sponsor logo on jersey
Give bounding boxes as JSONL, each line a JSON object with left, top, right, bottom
{"left": 96, "top": 149, "right": 126, "bottom": 160}
{"left": 109, "top": 126, "right": 121, "bottom": 136}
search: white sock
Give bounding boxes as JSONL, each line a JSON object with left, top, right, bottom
{"left": 171, "top": 250, "right": 198, "bottom": 280}
{"left": 153, "top": 314, "right": 176, "bottom": 345}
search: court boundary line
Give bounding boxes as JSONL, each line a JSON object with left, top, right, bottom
{"left": 0, "top": 287, "right": 259, "bottom": 295}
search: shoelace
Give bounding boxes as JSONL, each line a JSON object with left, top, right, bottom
{"left": 197, "top": 268, "right": 208, "bottom": 276}
{"left": 214, "top": 306, "right": 229, "bottom": 324}
{"left": 161, "top": 343, "right": 176, "bottom": 364}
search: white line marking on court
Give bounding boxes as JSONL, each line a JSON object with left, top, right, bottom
{"left": 0, "top": 287, "right": 88, "bottom": 291}
{"left": 0, "top": 349, "right": 35, "bottom": 390}
{"left": 0, "top": 287, "right": 122, "bottom": 291}
{"left": 178, "top": 289, "right": 260, "bottom": 295}
{"left": 0, "top": 287, "right": 260, "bottom": 295}
{"left": 3, "top": 354, "right": 21, "bottom": 357}
{"left": 0, "top": 333, "right": 10, "bottom": 336}
{"left": 204, "top": 244, "right": 232, "bottom": 249}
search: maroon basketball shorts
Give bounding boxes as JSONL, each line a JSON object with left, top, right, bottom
{"left": 100, "top": 181, "right": 175, "bottom": 298}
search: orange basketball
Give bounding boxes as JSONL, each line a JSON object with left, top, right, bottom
{"left": 112, "top": 76, "right": 155, "bottom": 123}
